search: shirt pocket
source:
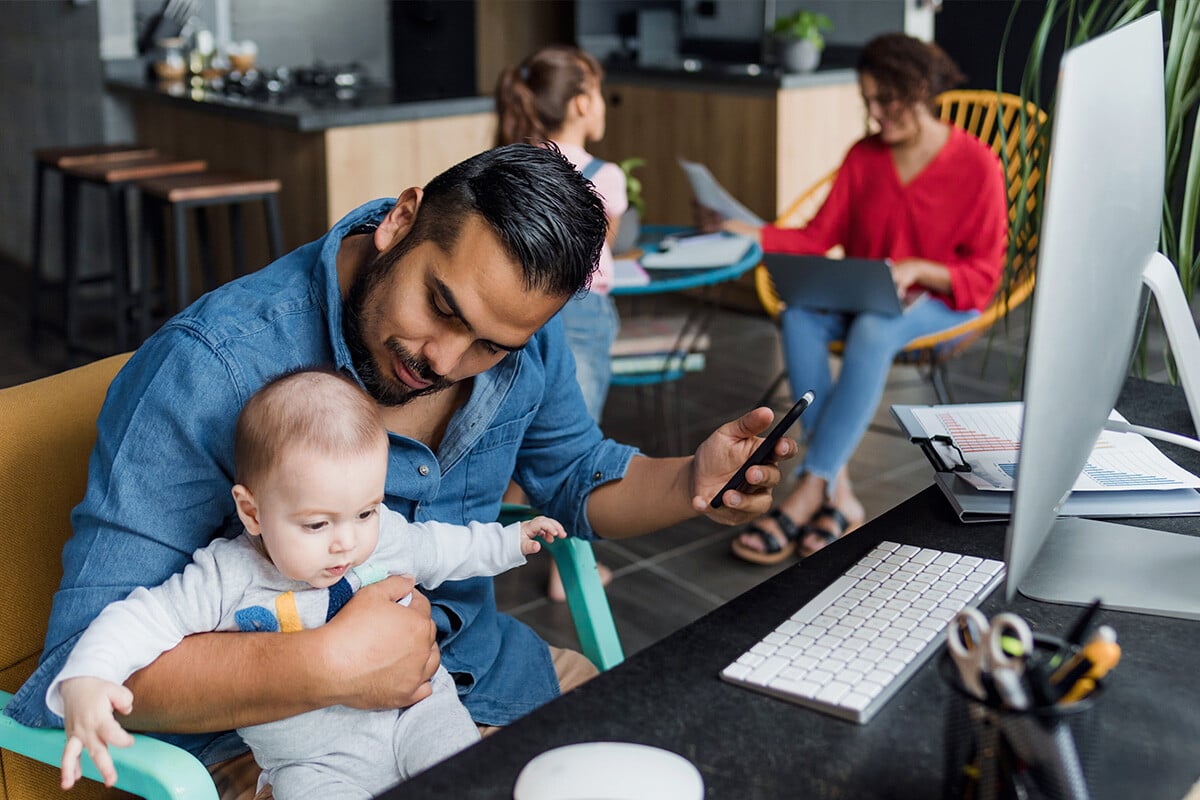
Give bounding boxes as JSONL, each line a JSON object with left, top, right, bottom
{"left": 456, "top": 407, "right": 537, "bottom": 518}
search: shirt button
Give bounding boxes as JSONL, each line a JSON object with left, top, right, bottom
{"left": 418, "top": 464, "right": 430, "bottom": 476}
{"left": 593, "top": 471, "right": 603, "bottom": 481}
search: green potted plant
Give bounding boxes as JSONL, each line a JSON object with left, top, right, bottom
{"left": 614, "top": 157, "right": 646, "bottom": 254}
{"left": 772, "top": 9, "right": 833, "bottom": 73}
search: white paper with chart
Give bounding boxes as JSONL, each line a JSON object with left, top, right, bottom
{"left": 906, "top": 402, "right": 1200, "bottom": 492}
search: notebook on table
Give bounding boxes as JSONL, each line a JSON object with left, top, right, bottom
{"left": 640, "top": 234, "right": 754, "bottom": 269}
{"left": 764, "top": 254, "right": 903, "bottom": 316}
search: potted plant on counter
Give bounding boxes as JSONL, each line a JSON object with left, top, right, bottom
{"left": 772, "top": 9, "right": 833, "bottom": 73}
{"left": 614, "top": 157, "right": 646, "bottom": 255}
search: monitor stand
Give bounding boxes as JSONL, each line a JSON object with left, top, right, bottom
{"left": 1019, "top": 517, "right": 1200, "bottom": 620}
{"left": 1019, "top": 253, "right": 1200, "bottom": 620}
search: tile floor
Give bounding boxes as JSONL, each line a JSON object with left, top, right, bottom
{"left": 494, "top": 290, "right": 1037, "bottom": 657}
{"left": 2, "top": 258, "right": 1180, "bottom": 662}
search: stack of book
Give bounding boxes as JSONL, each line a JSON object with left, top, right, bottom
{"left": 610, "top": 315, "right": 709, "bottom": 377}
{"left": 612, "top": 258, "right": 650, "bottom": 289}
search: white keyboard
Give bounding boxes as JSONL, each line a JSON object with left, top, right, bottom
{"left": 720, "top": 541, "right": 1005, "bottom": 723}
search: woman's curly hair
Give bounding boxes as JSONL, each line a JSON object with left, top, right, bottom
{"left": 857, "top": 33, "right": 965, "bottom": 112}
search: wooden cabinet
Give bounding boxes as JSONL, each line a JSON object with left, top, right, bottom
{"left": 322, "top": 116, "right": 496, "bottom": 226}
{"left": 128, "top": 97, "right": 494, "bottom": 295}
{"left": 592, "top": 83, "right": 777, "bottom": 226}
{"left": 125, "top": 72, "right": 862, "bottom": 312}
{"left": 131, "top": 98, "right": 495, "bottom": 253}
{"left": 590, "top": 76, "right": 863, "bottom": 310}
{"left": 592, "top": 78, "right": 864, "bottom": 225}
{"left": 774, "top": 82, "right": 868, "bottom": 217}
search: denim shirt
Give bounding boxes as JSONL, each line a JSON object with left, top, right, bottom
{"left": 7, "top": 199, "right": 638, "bottom": 765}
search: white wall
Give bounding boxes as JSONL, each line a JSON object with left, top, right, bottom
{"left": 131, "top": 0, "right": 391, "bottom": 80}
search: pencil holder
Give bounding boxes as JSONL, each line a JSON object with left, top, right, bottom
{"left": 939, "top": 637, "right": 1102, "bottom": 800}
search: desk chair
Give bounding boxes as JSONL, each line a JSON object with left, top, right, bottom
{"left": 0, "top": 353, "right": 217, "bottom": 799}
{"left": 0, "top": 361, "right": 621, "bottom": 798}
{"left": 754, "top": 90, "right": 1046, "bottom": 404}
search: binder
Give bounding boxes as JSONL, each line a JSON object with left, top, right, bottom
{"left": 891, "top": 402, "right": 1200, "bottom": 523}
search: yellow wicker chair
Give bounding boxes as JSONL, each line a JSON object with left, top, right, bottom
{"left": 754, "top": 89, "right": 1047, "bottom": 403}
{"left": 0, "top": 352, "right": 219, "bottom": 800}
{"left": 0, "top": 355, "right": 622, "bottom": 799}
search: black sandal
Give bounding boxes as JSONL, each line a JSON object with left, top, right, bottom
{"left": 798, "top": 505, "right": 850, "bottom": 554}
{"left": 731, "top": 508, "right": 803, "bottom": 565}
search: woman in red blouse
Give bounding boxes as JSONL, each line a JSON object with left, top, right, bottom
{"left": 722, "top": 33, "right": 1008, "bottom": 564}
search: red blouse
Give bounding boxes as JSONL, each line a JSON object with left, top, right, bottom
{"left": 762, "top": 126, "right": 1008, "bottom": 312}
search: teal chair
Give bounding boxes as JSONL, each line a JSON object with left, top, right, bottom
{"left": 0, "top": 702, "right": 216, "bottom": 800}
{"left": 498, "top": 504, "right": 625, "bottom": 671}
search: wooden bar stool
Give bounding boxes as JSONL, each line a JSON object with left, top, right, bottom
{"left": 134, "top": 171, "right": 283, "bottom": 344}
{"left": 29, "top": 144, "right": 157, "bottom": 350}
{"left": 50, "top": 153, "right": 207, "bottom": 359}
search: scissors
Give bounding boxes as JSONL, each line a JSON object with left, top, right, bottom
{"left": 947, "top": 608, "right": 1034, "bottom": 709}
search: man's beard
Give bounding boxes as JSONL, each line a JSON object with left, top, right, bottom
{"left": 343, "top": 250, "right": 453, "bottom": 407}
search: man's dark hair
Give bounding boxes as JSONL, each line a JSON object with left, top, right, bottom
{"left": 372, "top": 143, "right": 607, "bottom": 298}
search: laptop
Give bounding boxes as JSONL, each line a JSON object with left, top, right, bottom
{"left": 763, "top": 254, "right": 904, "bottom": 316}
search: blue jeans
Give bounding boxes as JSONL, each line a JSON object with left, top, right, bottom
{"left": 561, "top": 291, "right": 620, "bottom": 423}
{"left": 780, "top": 295, "right": 979, "bottom": 487}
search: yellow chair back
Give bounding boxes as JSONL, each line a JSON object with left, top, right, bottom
{"left": 0, "top": 353, "right": 135, "bottom": 799}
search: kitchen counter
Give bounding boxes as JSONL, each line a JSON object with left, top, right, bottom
{"left": 602, "top": 59, "right": 857, "bottom": 94}
{"left": 105, "top": 56, "right": 856, "bottom": 131}
{"left": 105, "top": 59, "right": 500, "bottom": 268}
{"left": 601, "top": 42, "right": 860, "bottom": 95}
{"left": 104, "top": 55, "right": 861, "bottom": 311}
{"left": 105, "top": 68, "right": 494, "bottom": 133}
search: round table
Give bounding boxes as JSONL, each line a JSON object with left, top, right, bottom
{"left": 606, "top": 225, "right": 763, "bottom": 452}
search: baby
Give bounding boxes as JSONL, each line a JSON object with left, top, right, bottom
{"left": 48, "top": 368, "right": 565, "bottom": 798}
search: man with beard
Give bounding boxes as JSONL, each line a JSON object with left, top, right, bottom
{"left": 8, "top": 145, "right": 793, "bottom": 798}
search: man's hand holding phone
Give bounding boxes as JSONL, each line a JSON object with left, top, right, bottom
{"left": 691, "top": 392, "right": 812, "bottom": 522}
{"left": 708, "top": 391, "right": 814, "bottom": 511}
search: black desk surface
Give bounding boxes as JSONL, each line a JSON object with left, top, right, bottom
{"left": 388, "top": 378, "right": 1200, "bottom": 800}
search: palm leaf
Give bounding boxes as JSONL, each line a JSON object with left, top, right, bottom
{"left": 1000, "top": 0, "right": 1199, "bottom": 383}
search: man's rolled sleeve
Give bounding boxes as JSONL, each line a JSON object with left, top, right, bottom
{"left": 512, "top": 320, "right": 639, "bottom": 540}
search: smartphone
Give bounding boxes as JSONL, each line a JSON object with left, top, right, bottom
{"left": 709, "top": 390, "right": 815, "bottom": 509}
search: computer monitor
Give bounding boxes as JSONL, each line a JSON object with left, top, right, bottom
{"left": 1004, "top": 11, "right": 1200, "bottom": 620}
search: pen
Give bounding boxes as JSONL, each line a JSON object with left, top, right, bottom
{"left": 1050, "top": 626, "right": 1121, "bottom": 705}
{"left": 1049, "top": 598, "right": 1104, "bottom": 671}
{"left": 1064, "top": 598, "right": 1103, "bottom": 646}
{"left": 1022, "top": 653, "right": 1056, "bottom": 708}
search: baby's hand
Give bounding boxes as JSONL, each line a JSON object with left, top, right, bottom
{"left": 519, "top": 515, "right": 567, "bottom": 555}
{"left": 59, "top": 677, "right": 134, "bottom": 790}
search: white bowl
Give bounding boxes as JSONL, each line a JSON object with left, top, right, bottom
{"left": 513, "top": 741, "right": 704, "bottom": 800}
